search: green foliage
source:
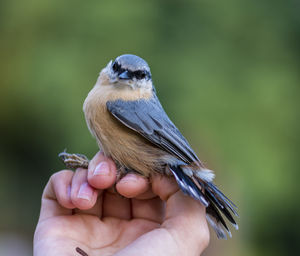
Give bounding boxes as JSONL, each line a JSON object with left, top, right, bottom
{"left": 0, "top": 0, "right": 299, "bottom": 255}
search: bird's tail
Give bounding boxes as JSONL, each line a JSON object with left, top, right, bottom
{"left": 169, "top": 165, "right": 238, "bottom": 239}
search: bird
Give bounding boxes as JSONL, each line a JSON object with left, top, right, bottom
{"left": 59, "top": 54, "right": 238, "bottom": 239}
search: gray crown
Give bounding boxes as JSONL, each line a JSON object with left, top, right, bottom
{"left": 115, "top": 54, "right": 151, "bottom": 73}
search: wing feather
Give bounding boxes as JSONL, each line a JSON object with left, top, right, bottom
{"left": 106, "top": 95, "right": 199, "bottom": 164}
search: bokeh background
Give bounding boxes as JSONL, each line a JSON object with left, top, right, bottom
{"left": 0, "top": 0, "right": 299, "bottom": 255}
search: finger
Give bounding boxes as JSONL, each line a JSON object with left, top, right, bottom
{"left": 88, "top": 152, "right": 117, "bottom": 189}
{"left": 116, "top": 174, "right": 149, "bottom": 198}
{"left": 151, "top": 174, "right": 179, "bottom": 201}
{"left": 102, "top": 190, "right": 131, "bottom": 220}
{"left": 39, "top": 170, "right": 74, "bottom": 221}
{"left": 73, "top": 195, "right": 102, "bottom": 216}
{"left": 133, "top": 188, "right": 157, "bottom": 200}
{"left": 132, "top": 197, "right": 165, "bottom": 223}
{"left": 70, "top": 168, "right": 98, "bottom": 210}
{"left": 52, "top": 170, "right": 75, "bottom": 209}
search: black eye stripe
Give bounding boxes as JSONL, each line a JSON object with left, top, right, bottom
{"left": 134, "top": 71, "right": 144, "bottom": 79}
{"left": 112, "top": 61, "right": 121, "bottom": 72}
{"left": 133, "top": 70, "right": 151, "bottom": 80}
{"left": 112, "top": 61, "right": 151, "bottom": 80}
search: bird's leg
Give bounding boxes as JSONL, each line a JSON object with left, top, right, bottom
{"left": 114, "top": 165, "right": 145, "bottom": 196}
{"left": 116, "top": 165, "right": 143, "bottom": 182}
{"left": 116, "top": 165, "right": 128, "bottom": 183}
{"left": 58, "top": 151, "right": 90, "bottom": 169}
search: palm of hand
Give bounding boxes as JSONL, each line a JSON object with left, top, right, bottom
{"left": 35, "top": 179, "right": 165, "bottom": 256}
{"left": 36, "top": 213, "right": 159, "bottom": 256}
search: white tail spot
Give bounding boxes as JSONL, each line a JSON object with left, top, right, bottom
{"left": 195, "top": 168, "right": 215, "bottom": 182}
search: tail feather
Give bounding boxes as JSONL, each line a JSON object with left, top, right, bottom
{"left": 169, "top": 164, "right": 238, "bottom": 239}
{"left": 170, "top": 165, "right": 209, "bottom": 207}
{"left": 204, "top": 184, "right": 237, "bottom": 229}
{"left": 207, "top": 182, "right": 238, "bottom": 213}
{"left": 206, "top": 204, "right": 231, "bottom": 239}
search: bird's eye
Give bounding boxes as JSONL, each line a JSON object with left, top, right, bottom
{"left": 134, "top": 70, "right": 146, "bottom": 80}
{"left": 112, "top": 62, "right": 120, "bottom": 72}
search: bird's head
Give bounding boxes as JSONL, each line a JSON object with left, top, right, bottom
{"left": 99, "top": 54, "right": 153, "bottom": 90}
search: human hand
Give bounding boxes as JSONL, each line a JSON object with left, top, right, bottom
{"left": 34, "top": 152, "right": 209, "bottom": 256}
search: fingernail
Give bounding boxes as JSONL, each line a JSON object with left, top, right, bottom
{"left": 93, "top": 162, "right": 110, "bottom": 176}
{"left": 77, "top": 182, "right": 93, "bottom": 201}
{"left": 118, "top": 174, "right": 139, "bottom": 184}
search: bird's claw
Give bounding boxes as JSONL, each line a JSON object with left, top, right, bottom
{"left": 58, "top": 151, "right": 89, "bottom": 169}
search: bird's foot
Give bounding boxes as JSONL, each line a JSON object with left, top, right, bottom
{"left": 114, "top": 166, "right": 144, "bottom": 196}
{"left": 58, "top": 151, "right": 90, "bottom": 169}
{"left": 116, "top": 166, "right": 143, "bottom": 183}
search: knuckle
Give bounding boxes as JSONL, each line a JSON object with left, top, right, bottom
{"left": 50, "top": 170, "right": 70, "bottom": 182}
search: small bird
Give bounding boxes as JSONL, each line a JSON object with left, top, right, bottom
{"left": 59, "top": 54, "right": 238, "bottom": 239}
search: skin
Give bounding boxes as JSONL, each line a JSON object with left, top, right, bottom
{"left": 34, "top": 152, "right": 210, "bottom": 256}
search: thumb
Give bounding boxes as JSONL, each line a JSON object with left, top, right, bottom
{"left": 152, "top": 175, "right": 210, "bottom": 254}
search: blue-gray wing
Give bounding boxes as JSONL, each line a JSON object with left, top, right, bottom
{"left": 106, "top": 95, "right": 199, "bottom": 164}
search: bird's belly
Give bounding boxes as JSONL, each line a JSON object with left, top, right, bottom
{"left": 86, "top": 105, "right": 168, "bottom": 177}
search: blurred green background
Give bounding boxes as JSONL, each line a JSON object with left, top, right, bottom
{"left": 0, "top": 0, "right": 299, "bottom": 255}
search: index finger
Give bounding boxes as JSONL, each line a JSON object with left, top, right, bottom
{"left": 87, "top": 152, "right": 117, "bottom": 189}
{"left": 39, "top": 170, "right": 75, "bottom": 222}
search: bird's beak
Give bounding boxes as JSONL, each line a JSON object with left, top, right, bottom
{"left": 118, "top": 70, "right": 130, "bottom": 80}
